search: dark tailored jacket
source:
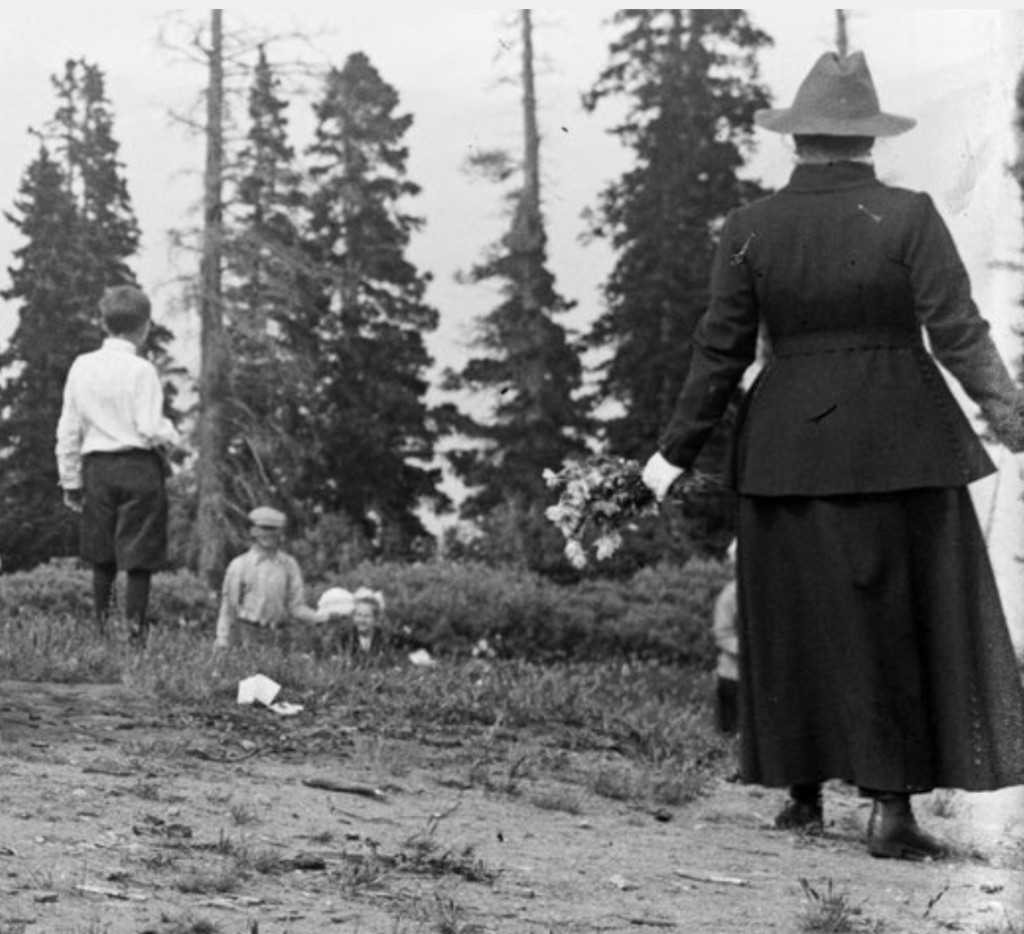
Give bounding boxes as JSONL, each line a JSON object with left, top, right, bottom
{"left": 659, "top": 161, "right": 1024, "bottom": 496}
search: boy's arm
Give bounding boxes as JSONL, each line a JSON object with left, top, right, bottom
{"left": 285, "top": 558, "right": 319, "bottom": 626}
{"left": 55, "top": 364, "right": 85, "bottom": 492}
{"left": 214, "top": 561, "right": 241, "bottom": 648}
{"left": 134, "top": 364, "right": 181, "bottom": 452}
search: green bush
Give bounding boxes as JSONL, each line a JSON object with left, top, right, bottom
{"left": 312, "top": 557, "right": 728, "bottom": 665}
{"left": 0, "top": 556, "right": 728, "bottom": 666}
{"left": 0, "top": 560, "right": 217, "bottom": 626}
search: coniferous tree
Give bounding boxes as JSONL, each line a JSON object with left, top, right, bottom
{"left": 444, "top": 11, "right": 590, "bottom": 525}
{"left": 0, "top": 60, "right": 171, "bottom": 570}
{"left": 584, "top": 10, "right": 772, "bottom": 553}
{"left": 295, "top": 52, "right": 445, "bottom": 555}
{"left": 221, "top": 45, "right": 308, "bottom": 542}
{"left": 0, "top": 150, "right": 86, "bottom": 569}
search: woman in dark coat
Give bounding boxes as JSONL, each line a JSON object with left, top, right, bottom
{"left": 643, "top": 51, "right": 1024, "bottom": 860}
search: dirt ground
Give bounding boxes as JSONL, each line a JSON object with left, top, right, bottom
{"left": 0, "top": 680, "right": 1021, "bottom": 934}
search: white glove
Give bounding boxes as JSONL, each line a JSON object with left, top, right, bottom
{"left": 642, "top": 451, "right": 685, "bottom": 502}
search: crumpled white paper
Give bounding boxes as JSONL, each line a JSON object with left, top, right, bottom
{"left": 236, "top": 675, "right": 305, "bottom": 716}
{"left": 237, "top": 673, "right": 281, "bottom": 706}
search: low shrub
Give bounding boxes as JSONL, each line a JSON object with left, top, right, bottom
{"left": 316, "top": 557, "right": 727, "bottom": 665}
{"left": 0, "top": 560, "right": 217, "bottom": 627}
{"left": 1, "top": 556, "right": 728, "bottom": 666}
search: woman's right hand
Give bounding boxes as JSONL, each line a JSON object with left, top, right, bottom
{"left": 642, "top": 452, "right": 685, "bottom": 502}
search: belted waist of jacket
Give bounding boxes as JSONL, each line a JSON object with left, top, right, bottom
{"left": 770, "top": 327, "right": 924, "bottom": 357}
{"left": 731, "top": 328, "right": 994, "bottom": 496}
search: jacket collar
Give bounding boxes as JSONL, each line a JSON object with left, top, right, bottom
{"left": 784, "top": 161, "right": 878, "bottom": 194}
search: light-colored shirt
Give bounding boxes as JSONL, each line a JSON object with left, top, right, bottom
{"left": 712, "top": 579, "right": 739, "bottom": 681}
{"left": 55, "top": 337, "right": 180, "bottom": 489}
{"left": 215, "top": 547, "right": 317, "bottom": 647}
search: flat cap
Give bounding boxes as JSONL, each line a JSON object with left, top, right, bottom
{"left": 248, "top": 506, "right": 286, "bottom": 528}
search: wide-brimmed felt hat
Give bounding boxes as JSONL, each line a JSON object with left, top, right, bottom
{"left": 755, "top": 51, "right": 915, "bottom": 137}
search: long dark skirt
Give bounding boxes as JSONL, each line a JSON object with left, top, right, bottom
{"left": 736, "top": 486, "right": 1024, "bottom": 794}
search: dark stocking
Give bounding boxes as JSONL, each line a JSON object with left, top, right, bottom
{"left": 125, "top": 569, "right": 152, "bottom": 645}
{"left": 92, "top": 563, "right": 117, "bottom": 632}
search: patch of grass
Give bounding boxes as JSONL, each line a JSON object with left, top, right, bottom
{"left": 591, "top": 764, "right": 636, "bottom": 801}
{"left": 397, "top": 814, "right": 497, "bottom": 883}
{"left": 651, "top": 771, "right": 709, "bottom": 807}
{"left": 467, "top": 752, "right": 531, "bottom": 796}
{"left": 138, "top": 850, "right": 180, "bottom": 872}
{"left": 530, "top": 786, "right": 583, "bottom": 815}
{"left": 151, "top": 913, "right": 222, "bottom": 934}
{"left": 128, "top": 779, "right": 161, "bottom": 801}
{"left": 338, "top": 844, "right": 391, "bottom": 893}
{"left": 234, "top": 844, "right": 286, "bottom": 875}
{"left": 925, "top": 789, "right": 960, "bottom": 820}
{"left": 797, "top": 878, "right": 869, "bottom": 933}
{"left": 415, "top": 893, "right": 487, "bottom": 934}
{"left": 172, "top": 861, "right": 243, "bottom": 895}
{"left": 228, "top": 800, "right": 260, "bottom": 826}
{"left": 975, "top": 921, "right": 1024, "bottom": 934}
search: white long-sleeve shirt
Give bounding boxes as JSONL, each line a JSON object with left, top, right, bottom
{"left": 55, "top": 337, "right": 180, "bottom": 489}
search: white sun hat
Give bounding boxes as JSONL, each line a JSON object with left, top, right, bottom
{"left": 317, "top": 587, "right": 355, "bottom": 618}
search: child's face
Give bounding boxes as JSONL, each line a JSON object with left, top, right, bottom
{"left": 251, "top": 525, "right": 282, "bottom": 551}
{"left": 353, "top": 602, "right": 377, "bottom": 628}
{"left": 354, "top": 601, "right": 378, "bottom": 651}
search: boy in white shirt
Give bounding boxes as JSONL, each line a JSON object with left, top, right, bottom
{"left": 55, "top": 286, "right": 180, "bottom": 644}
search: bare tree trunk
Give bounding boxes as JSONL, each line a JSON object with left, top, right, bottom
{"left": 520, "top": 10, "right": 541, "bottom": 248}
{"left": 513, "top": 9, "right": 546, "bottom": 408}
{"left": 196, "top": 9, "right": 230, "bottom": 589}
{"left": 835, "top": 10, "right": 849, "bottom": 56}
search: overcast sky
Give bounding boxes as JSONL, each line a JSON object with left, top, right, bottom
{"left": 0, "top": 9, "right": 1022, "bottom": 374}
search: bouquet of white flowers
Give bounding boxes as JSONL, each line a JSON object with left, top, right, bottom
{"left": 543, "top": 454, "right": 718, "bottom": 569}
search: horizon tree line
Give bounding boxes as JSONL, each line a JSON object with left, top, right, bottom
{"left": 6, "top": 11, "right": 1011, "bottom": 579}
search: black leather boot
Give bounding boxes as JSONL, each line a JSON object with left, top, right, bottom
{"left": 775, "top": 782, "right": 823, "bottom": 832}
{"left": 865, "top": 792, "right": 948, "bottom": 860}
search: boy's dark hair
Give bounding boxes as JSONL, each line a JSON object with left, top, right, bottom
{"left": 100, "top": 285, "right": 151, "bottom": 335}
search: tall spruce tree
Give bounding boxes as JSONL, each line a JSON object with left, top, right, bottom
{"left": 0, "top": 149, "right": 86, "bottom": 569}
{"left": 583, "top": 11, "right": 772, "bottom": 553}
{"left": 296, "top": 52, "right": 444, "bottom": 555}
{"left": 0, "top": 60, "right": 166, "bottom": 570}
{"left": 221, "top": 45, "right": 308, "bottom": 544}
{"left": 444, "top": 11, "right": 590, "bottom": 522}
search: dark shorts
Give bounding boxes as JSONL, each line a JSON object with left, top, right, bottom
{"left": 81, "top": 450, "right": 168, "bottom": 571}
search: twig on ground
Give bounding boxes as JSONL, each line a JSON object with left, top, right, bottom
{"left": 675, "top": 869, "right": 751, "bottom": 887}
{"left": 301, "top": 776, "right": 388, "bottom": 800}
